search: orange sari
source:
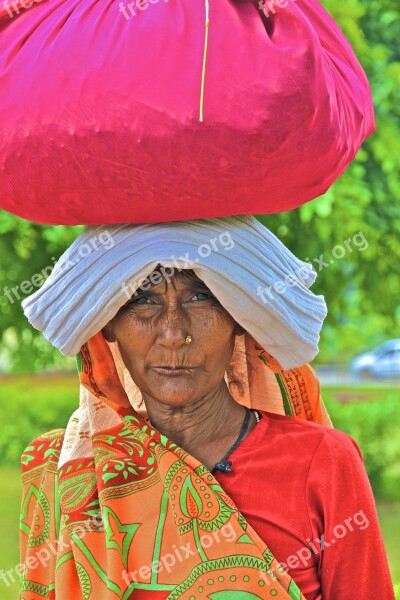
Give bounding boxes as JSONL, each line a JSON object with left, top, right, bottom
{"left": 19, "top": 333, "right": 332, "bottom": 599}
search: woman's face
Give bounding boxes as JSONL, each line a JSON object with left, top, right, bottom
{"left": 104, "top": 268, "right": 242, "bottom": 407}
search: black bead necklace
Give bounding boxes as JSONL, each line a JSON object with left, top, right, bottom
{"left": 211, "top": 407, "right": 261, "bottom": 474}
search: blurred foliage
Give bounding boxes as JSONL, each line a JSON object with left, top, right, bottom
{"left": 0, "top": 375, "right": 79, "bottom": 463}
{"left": 0, "top": 217, "right": 82, "bottom": 372}
{"left": 0, "top": 0, "right": 399, "bottom": 371}
{"left": 259, "top": 0, "right": 400, "bottom": 363}
{"left": 323, "top": 387, "right": 400, "bottom": 499}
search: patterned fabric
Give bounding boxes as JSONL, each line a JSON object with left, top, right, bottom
{"left": 19, "top": 333, "right": 332, "bottom": 599}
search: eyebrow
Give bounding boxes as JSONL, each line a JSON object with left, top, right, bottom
{"left": 133, "top": 279, "right": 211, "bottom": 296}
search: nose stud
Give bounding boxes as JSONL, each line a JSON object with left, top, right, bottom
{"left": 185, "top": 335, "right": 193, "bottom": 344}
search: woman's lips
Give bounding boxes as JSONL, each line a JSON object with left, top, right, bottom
{"left": 152, "top": 367, "right": 196, "bottom": 376}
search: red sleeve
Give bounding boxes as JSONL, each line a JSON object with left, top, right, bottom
{"left": 306, "top": 428, "right": 395, "bottom": 599}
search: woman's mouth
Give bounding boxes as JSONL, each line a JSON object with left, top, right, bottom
{"left": 152, "top": 366, "right": 196, "bottom": 376}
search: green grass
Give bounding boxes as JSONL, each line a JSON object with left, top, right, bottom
{"left": 0, "top": 373, "right": 78, "bottom": 465}
{"left": 320, "top": 383, "right": 400, "bottom": 401}
{"left": 0, "top": 467, "right": 22, "bottom": 600}
{"left": 377, "top": 502, "right": 400, "bottom": 597}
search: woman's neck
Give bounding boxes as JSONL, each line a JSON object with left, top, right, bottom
{"left": 142, "top": 382, "right": 254, "bottom": 467}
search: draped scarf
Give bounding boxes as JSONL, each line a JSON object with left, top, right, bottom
{"left": 19, "top": 331, "right": 332, "bottom": 599}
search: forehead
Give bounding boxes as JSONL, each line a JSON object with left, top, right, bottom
{"left": 139, "top": 267, "right": 208, "bottom": 292}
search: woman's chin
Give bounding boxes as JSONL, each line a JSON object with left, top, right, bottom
{"left": 147, "top": 381, "right": 201, "bottom": 407}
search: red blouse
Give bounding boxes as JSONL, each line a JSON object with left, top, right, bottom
{"left": 213, "top": 410, "right": 395, "bottom": 599}
{"left": 133, "top": 410, "right": 395, "bottom": 599}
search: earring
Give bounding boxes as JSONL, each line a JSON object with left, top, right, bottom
{"left": 185, "top": 335, "right": 193, "bottom": 344}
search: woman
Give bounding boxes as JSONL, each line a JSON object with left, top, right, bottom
{"left": 20, "top": 216, "right": 394, "bottom": 599}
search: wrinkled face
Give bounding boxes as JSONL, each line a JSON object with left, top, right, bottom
{"left": 103, "top": 267, "right": 243, "bottom": 407}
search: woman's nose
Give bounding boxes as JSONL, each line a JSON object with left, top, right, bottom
{"left": 157, "top": 305, "right": 191, "bottom": 349}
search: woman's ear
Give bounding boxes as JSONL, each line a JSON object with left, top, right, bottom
{"left": 102, "top": 323, "right": 117, "bottom": 342}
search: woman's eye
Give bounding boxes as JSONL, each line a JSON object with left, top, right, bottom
{"left": 126, "top": 296, "right": 153, "bottom": 306}
{"left": 191, "top": 292, "right": 214, "bottom": 301}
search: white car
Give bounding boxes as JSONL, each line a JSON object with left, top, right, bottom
{"left": 351, "top": 339, "right": 400, "bottom": 377}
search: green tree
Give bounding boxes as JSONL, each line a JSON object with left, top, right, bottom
{"left": 0, "top": 214, "right": 82, "bottom": 372}
{"left": 259, "top": 0, "right": 400, "bottom": 362}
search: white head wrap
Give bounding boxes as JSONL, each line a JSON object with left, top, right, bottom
{"left": 22, "top": 215, "right": 327, "bottom": 370}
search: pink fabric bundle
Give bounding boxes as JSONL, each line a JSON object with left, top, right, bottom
{"left": 0, "top": 0, "right": 374, "bottom": 225}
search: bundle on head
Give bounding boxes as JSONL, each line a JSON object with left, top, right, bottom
{"left": 0, "top": 0, "right": 374, "bottom": 225}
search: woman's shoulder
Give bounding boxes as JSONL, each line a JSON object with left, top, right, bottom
{"left": 258, "top": 409, "right": 363, "bottom": 462}
{"left": 21, "top": 428, "right": 66, "bottom": 472}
